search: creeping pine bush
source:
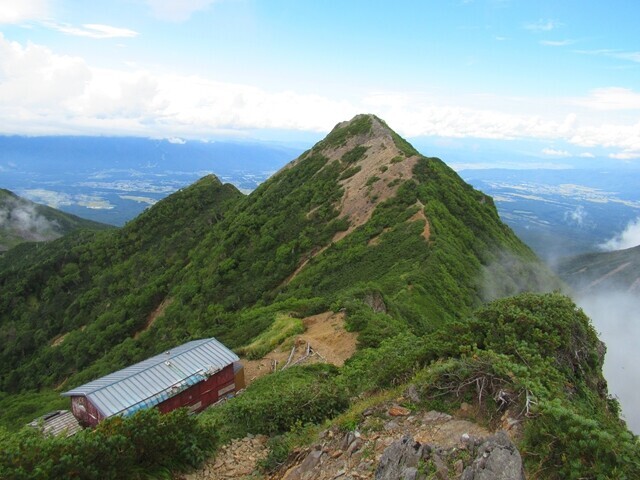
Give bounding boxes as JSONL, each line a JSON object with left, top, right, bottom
{"left": 203, "top": 364, "right": 348, "bottom": 440}
{"left": 339, "top": 333, "right": 428, "bottom": 395}
{"left": 523, "top": 399, "right": 640, "bottom": 480}
{"left": 0, "top": 408, "right": 214, "bottom": 480}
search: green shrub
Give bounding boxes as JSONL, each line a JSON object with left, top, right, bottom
{"left": 205, "top": 364, "right": 347, "bottom": 439}
{"left": 339, "top": 165, "right": 362, "bottom": 180}
{"left": 341, "top": 146, "right": 369, "bottom": 164}
{"left": 365, "top": 176, "right": 380, "bottom": 187}
{"left": 523, "top": 399, "right": 640, "bottom": 479}
{"left": 0, "top": 408, "right": 213, "bottom": 480}
{"left": 339, "top": 333, "right": 428, "bottom": 395}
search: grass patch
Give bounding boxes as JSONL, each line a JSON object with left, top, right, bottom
{"left": 333, "top": 388, "right": 401, "bottom": 431}
{"left": 237, "top": 314, "right": 304, "bottom": 359}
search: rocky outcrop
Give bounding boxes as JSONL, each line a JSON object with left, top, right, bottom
{"left": 461, "top": 432, "right": 525, "bottom": 480}
{"left": 375, "top": 431, "right": 525, "bottom": 480}
{"left": 185, "top": 409, "right": 524, "bottom": 480}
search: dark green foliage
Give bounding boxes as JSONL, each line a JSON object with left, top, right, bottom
{"left": 523, "top": 399, "right": 640, "bottom": 479}
{"left": 0, "top": 408, "right": 213, "bottom": 480}
{"left": 0, "top": 391, "right": 68, "bottom": 431}
{"left": 331, "top": 293, "right": 639, "bottom": 478}
{"left": 339, "top": 333, "right": 426, "bottom": 395}
{"left": 341, "top": 146, "right": 369, "bottom": 164}
{"left": 202, "top": 364, "right": 347, "bottom": 439}
{"left": 339, "top": 165, "right": 362, "bottom": 180}
{"left": 320, "top": 115, "right": 373, "bottom": 148}
{"left": 0, "top": 175, "right": 243, "bottom": 394}
{"left": 340, "top": 296, "right": 409, "bottom": 348}
{"left": 416, "top": 293, "right": 639, "bottom": 479}
{"left": 365, "top": 175, "right": 380, "bottom": 186}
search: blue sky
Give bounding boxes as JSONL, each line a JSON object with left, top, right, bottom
{"left": 0, "top": 0, "right": 639, "bottom": 161}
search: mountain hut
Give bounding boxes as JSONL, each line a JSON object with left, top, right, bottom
{"left": 62, "top": 338, "right": 244, "bottom": 427}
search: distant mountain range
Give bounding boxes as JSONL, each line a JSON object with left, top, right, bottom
{"left": 0, "top": 189, "right": 109, "bottom": 252}
{"left": 0, "top": 135, "right": 302, "bottom": 225}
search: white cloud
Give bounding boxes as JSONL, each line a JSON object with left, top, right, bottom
{"left": 577, "top": 49, "right": 640, "bottom": 64}
{"left": 46, "top": 22, "right": 139, "bottom": 39}
{"left": 0, "top": 34, "right": 355, "bottom": 137}
{"left": 614, "top": 51, "right": 640, "bottom": 63}
{"left": 167, "top": 137, "right": 186, "bottom": 144}
{"left": 0, "top": 34, "right": 92, "bottom": 107}
{"left": 540, "top": 39, "right": 574, "bottom": 47}
{"left": 524, "top": 19, "right": 561, "bottom": 32}
{"left": 609, "top": 152, "right": 640, "bottom": 160}
{"left": 0, "top": 0, "right": 48, "bottom": 24}
{"left": 542, "top": 147, "right": 571, "bottom": 157}
{"left": 564, "top": 205, "right": 586, "bottom": 226}
{"left": 600, "top": 217, "right": 640, "bottom": 251}
{"left": 576, "top": 87, "right": 640, "bottom": 111}
{"left": 579, "top": 152, "right": 595, "bottom": 158}
{"left": 145, "top": 0, "right": 218, "bottom": 22}
{"left": 0, "top": 34, "right": 640, "bottom": 161}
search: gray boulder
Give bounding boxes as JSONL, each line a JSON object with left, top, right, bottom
{"left": 461, "top": 431, "right": 525, "bottom": 480}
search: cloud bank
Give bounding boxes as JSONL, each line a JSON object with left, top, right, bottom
{"left": 577, "top": 292, "right": 640, "bottom": 433}
{"left": 600, "top": 217, "right": 640, "bottom": 251}
{"left": 0, "top": 34, "right": 640, "bottom": 160}
{"left": 0, "top": 0, "right": 48, "bottom": 24}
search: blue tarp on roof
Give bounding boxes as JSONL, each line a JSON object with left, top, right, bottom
{"left": 62, "top": 338, "right": 239, "bottom": 418}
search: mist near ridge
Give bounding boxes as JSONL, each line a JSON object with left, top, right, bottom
{"left": 600, "top": 216, "right": 640, "bottom": 251}
{"left": 0, "top": 195, "right": 62, "bottom": 246}
{"left": 576, "top": 291, "right": 640, "bottom": 433}
{"left": 479, "top": 247, "right": 639, "bottom": 433}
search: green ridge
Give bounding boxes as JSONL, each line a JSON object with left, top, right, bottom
{"left": 0, "top": 115, "right": 633, "bottom": 479}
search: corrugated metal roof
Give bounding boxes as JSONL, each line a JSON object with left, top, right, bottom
{"left": 28, "top": 410, "right": 82, "bottom": 437}
{"left": 62, "top": 338, "right": 239, "bottom": 418}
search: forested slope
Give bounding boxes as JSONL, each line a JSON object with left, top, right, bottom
{"left": 0, "top": 115, "right": 636, "bottom": 479}
{"left": 1, "top": 114, "right": 559, "bottom": 423}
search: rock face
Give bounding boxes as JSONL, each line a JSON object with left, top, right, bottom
{"left": 375, "top": 431, "right": 525, "bottom": 480}
{"left": 461, "top": 432, "right": 525, "bottom": 480}
{"left": 375, "top": 436, "right": 424, "bottom": 480}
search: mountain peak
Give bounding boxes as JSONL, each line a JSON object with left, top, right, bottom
{"left": 300, "top": 114, "right": 422, "bottom": 240}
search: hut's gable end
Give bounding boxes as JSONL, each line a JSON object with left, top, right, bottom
{"left": 71, "top": 396, "right": 104, "bottom": 427}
